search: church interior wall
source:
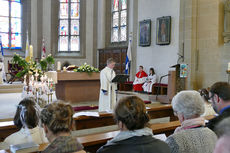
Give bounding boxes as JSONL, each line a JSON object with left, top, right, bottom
{"left": 3, "top": 0, "right": 98, "bottom": 73}
{"left": 136, "top": 0, "right": 180, "bottom": 84}
{"left": 183, "top": 0, "right": 227, "bottom": 90}
{"left": 3, "top": 0, "right": 230, "bottom": 90}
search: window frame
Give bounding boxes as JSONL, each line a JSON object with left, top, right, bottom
{"left": 110, "top": 0, "right": 128, "bottom": 44}
{"left": 58, "top": 0, "right": 81, "bottom": 53}
{"left": 0, "top": 0, "right": 22, "bottom": 50}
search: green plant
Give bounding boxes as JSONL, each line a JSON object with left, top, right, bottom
{"left": 12, "top": 53, "right": 55, "bottom": 78}
{"left": 73, "top": 63, "right": 99, "bottom": 73}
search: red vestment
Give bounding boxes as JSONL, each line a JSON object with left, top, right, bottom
{"left": 133, "top": 71, "right": 148, "bottom": 91}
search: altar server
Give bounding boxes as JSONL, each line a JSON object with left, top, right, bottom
{"left": 133, "top": 66, "right": 148, "bottom": 92}
{"left": 99, "top": 58, "right": 117, "bottom": 112}
{"left": 142, "top": 67, "right": 157, "bottom": 93}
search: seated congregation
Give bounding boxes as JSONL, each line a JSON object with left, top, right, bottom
{"left": 1, "top": 81, "right": 230, "bottom": 153}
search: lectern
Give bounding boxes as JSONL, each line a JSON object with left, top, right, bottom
{"left": 168, "top": 64, "right": 186, "bottom": 101}
{"left": 112, "top": 74, "right": 129, "bottom": 83}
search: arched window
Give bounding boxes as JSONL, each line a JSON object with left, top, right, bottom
{"left": 59, "top": 0, "right": 80, "bottom": 52}
{"left": 111, "top": 0, "right": 127, "bottom": 43}
{"left": 0, "top": 0, "right": 22, "bottom": 49}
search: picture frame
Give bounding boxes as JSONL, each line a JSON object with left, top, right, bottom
{"left": 139, "top": 19, "right": 151, "bottom": 47}
{"left": 156, "top": 16, "right": 171, "bottom": 45}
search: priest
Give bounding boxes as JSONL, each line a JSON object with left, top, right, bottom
{"left": 99, "top": 58, "right": 117, "bottom": 112}
{"left": 133, "top": 65, "right": 148, "bottom": 92}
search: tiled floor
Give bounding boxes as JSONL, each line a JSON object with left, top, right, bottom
{"left": 0, "top": 82, "right": 158, "bottom": 121}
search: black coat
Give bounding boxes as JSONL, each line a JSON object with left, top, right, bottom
{"left": 206, "top": 107, "right": 230, "bottom": 134}
{"left": 96, "top": 135, "right": 170, "bottom": 153}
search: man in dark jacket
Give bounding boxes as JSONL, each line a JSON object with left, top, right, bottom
{"left": 97, "top": 96, "right": 170, "bottom": 153}
{"left": 206, "top": 82, "right": 230, "bottom": 133}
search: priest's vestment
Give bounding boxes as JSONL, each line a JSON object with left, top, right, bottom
{"left": 99, "top": 66, "right": 117, "bottom": 112}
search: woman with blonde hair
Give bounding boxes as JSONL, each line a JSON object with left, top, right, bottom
{"left": 40, "top": 102, "right": 85, "bottom": 153}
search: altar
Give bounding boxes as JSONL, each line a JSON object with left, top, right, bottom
{"left": 55, "top": 72, "right": 100, "bottom": 103}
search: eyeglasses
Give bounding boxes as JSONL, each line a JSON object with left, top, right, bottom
{"left": 208, "top": 93, "right": 215, "bottom": 101}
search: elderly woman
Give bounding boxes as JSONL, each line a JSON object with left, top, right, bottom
{"left": 166, "top": 90, "right": 217, "bottom": 153}
{"left": 40, "top": 102, "right": 85, "bottom": 153}
{"left": 97, "top": 96, "right": 170, "bottom": 153}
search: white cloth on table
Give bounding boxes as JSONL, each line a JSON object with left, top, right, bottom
{"left": 99, "top": 66, "right": 117, "bottom": 112}
{"left": 142, "top": 74, "right": 157, "bottom": 93}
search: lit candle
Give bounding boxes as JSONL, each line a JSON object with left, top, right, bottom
{"left": 57, "top": 61, "right": 61, "bottom": 71}
{"left": 29, "top": 45, "right": 33, "bottom": 59}
{"left": 44, "top": 75, "right": 47, "bottom": 81}
{"left": 228, "top": 62, "right": 230, "bottom": 71}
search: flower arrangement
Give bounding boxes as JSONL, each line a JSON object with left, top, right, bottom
{"left": 73, "top": 63, "right": 99, "bottom": 73}
{"left": 40, "top": 54, "right": 55, "bottom": 71}
{"left": 12, "top": 53, "right": 55, "bottom": 78}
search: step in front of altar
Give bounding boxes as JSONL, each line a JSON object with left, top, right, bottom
{"left": 0, "top": 83, "right": 23, "bottom": 93}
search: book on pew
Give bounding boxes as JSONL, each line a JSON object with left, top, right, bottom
{"left": 10, "top": 142, "right": 39, "bottom": 153}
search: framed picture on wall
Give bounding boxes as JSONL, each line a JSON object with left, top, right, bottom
{"left": 139, "top": 19, "right": 151, "bottom": 47}
{"left": 156, "top": 16, "right": 171, "bottom": 45}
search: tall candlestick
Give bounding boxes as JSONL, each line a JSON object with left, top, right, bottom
{"left": 29, "top": 45, "right": 33, "bottom": 59}
{"left": 57, "top": 61, "right": 61, "bottom": 71}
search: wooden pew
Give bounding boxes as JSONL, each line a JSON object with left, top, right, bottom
{"left": 76, "top": 121, "right": 180, "bottom": 153}
{"left": 74, "top": 104, "right": 177, "bottom": 130}
{"left": 0, "top": 104, "right": 176, "bottom": 141}
{"left": 0, "top": 143, "right": 49, "bottom": 153}
{"left": 0, "top": 116, "right": 214, "bottom": 153}
{"left": 0, "top": 121, "right": 18, "bottom": 142}
{"left": 77, "top": 115, "right": 214, "bottom": 153}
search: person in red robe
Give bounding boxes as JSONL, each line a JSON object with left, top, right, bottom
{"left": 133, "top": 65, "right": 148, "bottom": 92}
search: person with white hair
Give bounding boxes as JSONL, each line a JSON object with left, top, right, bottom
{"left": 166, "top": 90, "right": 217, "bottom": 153}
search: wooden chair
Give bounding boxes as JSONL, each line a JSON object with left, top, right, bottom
{"left": 152, "top": 83, "right": 168, "bottom": 95}
{"left": 6, "top": 61, "right": 24, "bottom": 84}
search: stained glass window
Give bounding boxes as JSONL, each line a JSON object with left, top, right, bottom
{"left": 0, "top": 0, "right": 22, "bottom": 49}
{"left": 59, "top": 0, "right": 80, "bottom": 52}
{"left": 111, "top": 0, "right": 127, "bottom": 43}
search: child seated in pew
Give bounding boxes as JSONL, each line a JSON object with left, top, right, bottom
{"left": 1, "top": 98, "right": 48, "bottom": 149}
{"left": 40, "top": 102, "right": 85, "bottom": 153}
{"left": 97, "top": 96, "right": 170, "bottom": 153}
{"left": 142, "top": 67, "right": 157, "bottom": 93}
{"left": 199, "top": 88, "right": 216, "bottom": 116}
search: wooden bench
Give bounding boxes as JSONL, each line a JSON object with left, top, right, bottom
{"left": 0, "top": 121, "right": 18, "bottom": 142}
{"left": 0, "top": 121, "right": 178, "bottom": 153}
{"left": 74, "top": 104, "right": 177, "bottom": 130}
{"left": 0, "top": 116, "right": 214, "bottom": 153}
{"left": 0, "top": 104, "right": 176, "bottom": 141}
{"left": 77, "top": 115, "right": 214, "bottom": 153}
{"left": 152, "top": 83, "right": 168, "bottom": 95}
